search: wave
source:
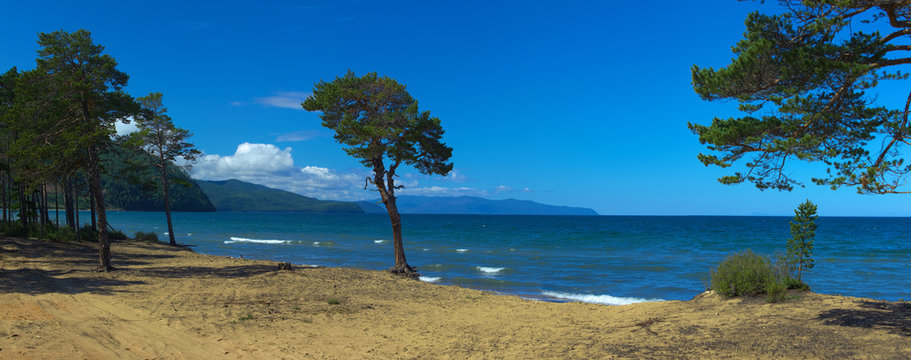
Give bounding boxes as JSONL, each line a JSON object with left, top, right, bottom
{"left": 419, "top": 276, "right": 441, "bottom": 283}
{"left": 541, "top": 291, "right": 664, "bottom": 306}
{"left": 374, "top": 240, "right": 388, "bottom": 244}
{"left": 456, "top": 249, "right": 469, "bottom": 253}
{"left": 476, "top": 266, "right": 505, "bottom": 274}
{"left": 224, "top": 237, "right": 290, "bottom": 244}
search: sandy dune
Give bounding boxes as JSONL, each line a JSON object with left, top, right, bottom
{"left": 1, "top": 237, "right": 909, "bottom": 359}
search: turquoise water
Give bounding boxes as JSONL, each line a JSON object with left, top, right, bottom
{"left": 97, "top": 211, "right": 910, "bottom": 304}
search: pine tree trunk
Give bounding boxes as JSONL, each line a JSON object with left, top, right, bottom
{"left": 1, "top": 171, "right": 6, "bottom": 224}
{"left": 161, "top": 166, "right": 176, "bottom": 246}
{"left": 88, "top": 147, "right": 112, "bottom": 272}
{"left": 383, "top": 195, "right": 415, "bottom": 276}
{"left": 65, "top": 178, "right": 75, "bottom": 230}
{"left": 89, "top": 185, "right": 97, "bottom": 233}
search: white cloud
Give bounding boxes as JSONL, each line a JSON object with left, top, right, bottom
{"left": 188, "top": 143, "right": 504, "bottom": 201}
{"left": 440, "top": 170, "right": 468, "bottom": 183}
{"left": 189, "top": 143, "right": 369, "bottom": 200}
{"left": 254, "top": 91, "right": 311, "bottom": 110}
{"left": 276, "top": 130, "right": 324, "bottom": 142}
{"left": 114, "top": 117, "right": 139, "bottom": 136}
{"left": 398, "top": 186, "right": 487, "bottom": 197}
{"left": 494, "top": 185, "right": 513, "bottom": 193}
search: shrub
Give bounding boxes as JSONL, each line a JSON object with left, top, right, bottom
{"left": 77, "top": 226, "right": 97, "bottom": 242}
{"left": 765, "top": 280, "right": 788, "bottom": 303}
{"left": 710, "top": 249, "right": 776, "bottom": 297}
{"left": 134, "top": 231, "right": 159, "bottom": 243}
{"left": 0, "top": 222, "right": 28, "bottom": 238}
{"left": 44, "top": 226, "right": 77, "bottom": 242}
{"left": 109, "top": 229, "right": 129, "bottom": 241}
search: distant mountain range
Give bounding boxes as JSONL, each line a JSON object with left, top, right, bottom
{"left": 192, "top": 179, "right": 597, "bottom": 215}
{"left": 195, "top": 179, "right": 363, "bottom": 213}
{"left": 358, "top": 195, "right": 599, "bottom": 216}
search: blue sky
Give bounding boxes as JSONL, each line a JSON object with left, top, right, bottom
{"left": 2, "top": 1, "right": 910, "bottom": 216}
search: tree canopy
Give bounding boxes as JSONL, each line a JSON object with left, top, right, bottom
{"left": 690, "top": 0, "right": 911, "bottom": 193}
{"left": 303, "top": 70, "right": 453, "bottom": 275}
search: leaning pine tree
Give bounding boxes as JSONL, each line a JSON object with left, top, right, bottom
{"left": 130, "top": 92, "right": 200, "bottom": 246}
{"left": 302, "top": 71, "right": 453, "bottom": 277}
{"left": 788, "top": 199, "right": 818, "bottom": 284}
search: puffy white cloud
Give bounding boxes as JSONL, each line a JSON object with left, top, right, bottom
{"left": 114, "top": 118, "right": 139, "bottom": 136}
{"left": 254, "top": 91, "right": 311, "bottom": 110}
{"left": 189, "top": 143, "right": 369, "bottom": 200}
{"left": 192, "top": 143, "right": 295, "bottom": 179}
{"left": 188, "top": 143, "right": 522, "bottom": 201}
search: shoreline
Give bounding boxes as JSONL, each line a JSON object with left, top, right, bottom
{"left": 1, "top": 236, "right": 909, "bottom": 358}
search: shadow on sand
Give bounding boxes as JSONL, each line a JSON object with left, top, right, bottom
{"left": 817, "top": 300, "right": 911, "bottom": 337}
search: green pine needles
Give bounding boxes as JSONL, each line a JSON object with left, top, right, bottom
{"left": 788, "top": 200, "right": 818, "bottom": 283}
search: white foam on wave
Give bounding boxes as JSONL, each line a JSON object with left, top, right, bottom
{"left": 312, "top": 241, "right": 321, "bottom": 246}
{"left": 224, "top": 237, "right": 290, "bottom": 244}
{"left": 476, "top": 266, "right": 505, "bottom": 274}
{"left": 456, "top": 249, "right": 469, "bottom": 253}
{"left": 419, "top": 276, "right": 441, "bottom": 283}
{"left": 374, "top": 240, "right": 387, "bottom": 244}
{"left": 541, "top": 291, "right": 664, "bottom": 306}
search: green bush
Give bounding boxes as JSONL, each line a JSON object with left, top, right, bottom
{"left": 44, "top": 226, "right": 77, "bottom": 242}
{"left": 109, "top": 229, "right": 128, "bottom": 240}
{"left": 765, "top": 280, "right": 788, "bottom": 303}
{"left": 77, "top": 226, "right": 97, "bottom": 242}
{"left": 711, "top": 249, "right": 776, "bottom": 297}
{"left": 134, "top": 231, "right": 159, "bottom": 243}
{"left": 0, "top": 222, "right": 28, "bottom": 238}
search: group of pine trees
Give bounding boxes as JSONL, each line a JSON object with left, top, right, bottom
{"left": 0, "top": 29, "right": 197, "bottom": 271}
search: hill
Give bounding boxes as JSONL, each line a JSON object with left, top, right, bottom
{"left": 196, "top": 179, "right": 363, "bottom": 213}
{"left": 359, "top": 195, "right": 598, "bottom": 215}
{"left": 100, "top": 146, "right": 216, "bottom": 212}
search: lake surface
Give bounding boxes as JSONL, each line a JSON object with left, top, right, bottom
{"left": 97, "top": 211, "right": 910, "bottom": 304}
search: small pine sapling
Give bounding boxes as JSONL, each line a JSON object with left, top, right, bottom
{"left": 788, "top": 200, "right": 817, "bottom": 284}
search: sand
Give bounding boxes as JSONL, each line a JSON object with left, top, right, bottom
{"left": 1, "top": 236, "right": 909, "bottom": 359}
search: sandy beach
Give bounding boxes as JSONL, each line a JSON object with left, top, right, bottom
{"left": 1, "top": 236, "right": 909, "bottom": 359}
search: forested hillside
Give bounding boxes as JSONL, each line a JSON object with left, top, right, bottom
{"left": 197, "top": 179, "right": 363, "bottom": 213}
{"left": 100, "top": 146, "right": 215, "bottom": 212}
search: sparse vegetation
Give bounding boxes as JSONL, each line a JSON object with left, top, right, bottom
{"left": 134, "top": 231, "right": 159, "bottom": 243}
{"left": 327, "top": 299, "right": 340, "bottom": 305}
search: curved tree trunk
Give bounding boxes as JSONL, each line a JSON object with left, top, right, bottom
{"left": 372, "top": 159, "right": 417, "bottom": 277}
{"left": 383, "top": 195, "right": 415, "bottom": 276}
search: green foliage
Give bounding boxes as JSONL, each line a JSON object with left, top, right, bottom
{"left": 196, "top": 179, "right": 360, "bottom": 212}
{"left": 788, "top": 200, "right": 818, "bottom": 283}
{"left": 327, "top": 299, "right": 340, "bottom": 305}
{"left": 134, "top": 231, "right": 159, "bottom": 243}
{"left": 765, "top": 280, "right": 788, "bottom": 303}
{"left": 711, "top": 249, "right": 776, "bottom": 297}
{"left": 712, "top": 249, "right": 809, "bottom": 303}
{"left": 690, "top": 2, "right": 911, "bottom": 193}
{"left": 0, "top": 222, "right": 28, "bottom": 238}
{"left": 302, "top": 71, "right": 453, "bottom": 177}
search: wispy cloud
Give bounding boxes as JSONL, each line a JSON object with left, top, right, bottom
{"left": 275, "top": 130, "right": 326, "bottom": 142}
{"left": 254, "top": 91, "right": 311, "bottom": 110}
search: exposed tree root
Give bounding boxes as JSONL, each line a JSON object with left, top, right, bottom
{"left": 388, "top": 264, "right": 419, "bottom": 278}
